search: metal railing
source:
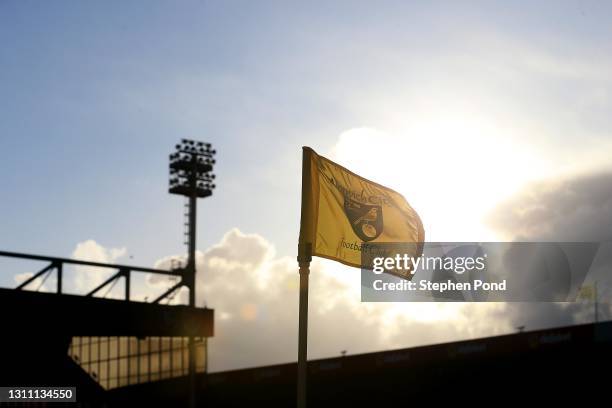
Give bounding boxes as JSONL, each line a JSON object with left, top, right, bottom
{"left": 0, "top": 250, "right": 187, "bottom": 304}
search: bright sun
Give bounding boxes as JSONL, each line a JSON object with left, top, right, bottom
{"left": 331, "top": 120, "right": 552, "bottom": 242}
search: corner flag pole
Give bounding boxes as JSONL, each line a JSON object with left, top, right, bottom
{"left": 594, "top": 281, "right": 598, "bottom": 323}
{"left": 297, "top": 146, "right": 313, "bottom": 408}
{"left": 297, "top": 243, "right": 311, "bottom": 408}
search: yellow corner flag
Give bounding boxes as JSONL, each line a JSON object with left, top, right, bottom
{"left": 296, "top": 146, "right": 425, "bottom": 408}
{"left": 298, "top": 146, "right": 425, "bottom": 273}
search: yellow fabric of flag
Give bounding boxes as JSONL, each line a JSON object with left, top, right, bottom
{"left": 578, "top": 285, "right": 596, "bottom": 300}
{"left": 298, "top": 146, "right": 425, "bottom": 272}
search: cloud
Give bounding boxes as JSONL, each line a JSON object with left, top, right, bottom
{"left": 486, "top": 171, "right": 612, "bottom": 328}
{"left": 11, "top": 239, "right": 127, "bottom": 295}
{"left": 66, "top": 239, "right": 127, "bottom": 296}
{"left": 487, "top": 171, "right": 612, "bottom": 241}
{"left": 13, "top": 271, "right": 53, "bottom": 292}
{"left": 72, "top": 239, "right": 127, "bottom": 264}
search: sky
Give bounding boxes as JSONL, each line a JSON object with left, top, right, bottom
{"left": 2, "top": 1, "right": 612, "bottom": 372}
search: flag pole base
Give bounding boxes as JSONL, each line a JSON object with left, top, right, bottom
{"left": 297, "top": 243, "right": 312, "bottom": 408}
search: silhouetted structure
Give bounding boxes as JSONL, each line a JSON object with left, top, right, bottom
{"left": 0, "top": 250, "right": 214, "bottom": 406}
{"left": 109, "top": 321, "right": 611, "bottom": 406}
{"left": 169, "top": 139, "right": 217, "bottom": 407}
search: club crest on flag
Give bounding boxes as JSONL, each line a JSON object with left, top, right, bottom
{"left": 344, "top": 197, "right": 383, "bottom": 241}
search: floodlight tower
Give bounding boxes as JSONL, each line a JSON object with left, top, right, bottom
{"left": 168, "top": 139, "right": 216, "bottom": 408}
{"left": 169, "top": 139, "right": 216, "bottom": 305}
